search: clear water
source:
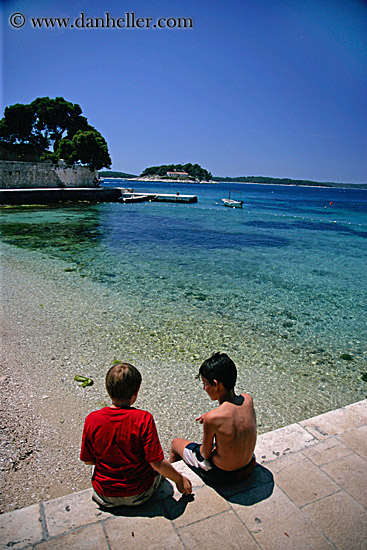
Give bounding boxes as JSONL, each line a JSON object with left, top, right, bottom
{"left": 1, "top": 181, "right": 366, "bottom": 434}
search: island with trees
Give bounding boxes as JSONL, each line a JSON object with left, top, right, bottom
{"left": 100, "top": 168, "right": 365, "bottom": 189}
{"left": 0, "top": 97, "right": 111, "bottom": 171}
{"left": 140, "top": 163, "right": 212, "bottom": 182}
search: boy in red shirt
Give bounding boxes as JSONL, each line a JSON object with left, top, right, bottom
{"left": 80, "top": 362, "right": 192, "bottom": 507}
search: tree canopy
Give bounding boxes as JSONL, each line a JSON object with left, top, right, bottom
{"left": 141, "top": 163, "right": 212, "bottom": 181}
{"left": 0, "top": 97, "right": 111, "bottom": 170}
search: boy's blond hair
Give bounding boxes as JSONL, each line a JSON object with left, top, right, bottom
{"left": 106, "top": 363, "right": 142, "bottom": 401}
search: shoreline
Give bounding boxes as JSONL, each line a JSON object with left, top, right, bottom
{"left": 0, "top": 245, "right": 205, "bottom": 513}
{"left": 1, "top": 242, "right": 365, "bottom": 514}
{"left": 0, "top": 250, "right": 95, "bottom": 513}
{"left": 102, "top": 177, "right": 367, "bottom": 191}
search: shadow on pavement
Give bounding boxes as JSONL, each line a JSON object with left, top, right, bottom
{"left": 186, "top": 463, "right": 274, "bottom": 506}
{"left": 92, "top": 479, "right": 194, "bottom": 520}
{"left": 91, "top": 464, "right": 273, "bottom": 520}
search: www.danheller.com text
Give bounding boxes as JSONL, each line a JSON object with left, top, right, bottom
{"left": 9, "top": 12, "right": 194, "bottom": 30}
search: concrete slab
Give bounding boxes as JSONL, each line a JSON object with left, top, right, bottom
{"left": 0, "top": 503, "right": 43, "bottom": 550}
{"left": 35, "top": 523, "right": 108, "bottom": 549}
{"left": 1, "top": 400, "right": 366, "bottom": 550}
{"left": 270, "top": 453, "right": 340, "bottom": 507}
{"left": 300, "top": 405, "right": 366, "bottom": 439}
{"left": 104, "top": 515, "right": 184, "bottom": 549}
{"left": 303, "top": 490, "right": 367, "bottom": 550}
{"left": 337, "top": 425, "right": 367, "bottom": 459}
{"left": 172, "top": 485, "right": 230, "bottom": 528}
{"left": 0, "top": 187, "right": 122, "bottom": 205}
{"left": 255, "top": 423, "right": 317, "bottom": 463}
{"left": 177, "top": 510, "right": 259, "bottom": 550}
{"left": 205, "top": 463, "right": 274, "bottom": 505}
{"left": 321, "top": 453, "right": 367, "bottom": 508}
{"left": 301, "top": 437, "right": 354, "bottom": 465}
{"left": 344, "top": 399, "right": 367, "bottom": 422}
{"left": 43, "top": 489, "right": 111, "bottom": 537}
{"left": 231, "top": 485, "right": 334, "bottom": 550}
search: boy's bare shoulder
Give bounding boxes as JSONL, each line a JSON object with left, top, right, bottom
{"left": 242, "top": 392, "right": 254, "bottom": 405}
{"left": 204, "top": 404, "right": 232, "bottom": 426}
{"left": 204, "top": 393, "right": 254, "bottom": 422}
{"left": 203, "top": 407, "right": 222, "bottom": 425}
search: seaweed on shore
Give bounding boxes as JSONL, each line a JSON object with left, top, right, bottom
{"left": 74, "top": 375, "right": 94, "bottom": 388}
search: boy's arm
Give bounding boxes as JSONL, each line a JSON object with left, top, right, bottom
{"left": 150, "top": 459, "right": 192, "bottom": 494}
{"left": 200, "top": 413, "right": 216, "bottom": 459}
{"left": 80, "top": 422, "right": 96, "bottom": 466}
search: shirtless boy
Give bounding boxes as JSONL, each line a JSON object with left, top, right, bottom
{"left": 170, "top": 352, "right": 257, "bottom": 485}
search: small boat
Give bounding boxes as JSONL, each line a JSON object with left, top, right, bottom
{"left": 120, "top": 194, "right": 155, "bottom": 203}
{"left": 221, "top": 191, "right": 243, "bottom": 208}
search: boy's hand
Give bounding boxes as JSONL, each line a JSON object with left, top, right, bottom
{"left": 150, "top": 459, "right": 192, "bottom": 495}
{"left": 195, "top": 413, "right": 206, "bottom": 424}
{"left": 176, "top": 475, "right": 192, "bottom": 495}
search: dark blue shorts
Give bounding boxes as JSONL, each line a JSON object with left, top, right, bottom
{"left": 183, "top": 442, "right": 256, "bottom": 486}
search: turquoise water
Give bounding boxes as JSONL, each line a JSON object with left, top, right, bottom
{"left": 1, "top": 181, "right": 366, "bottom": 432}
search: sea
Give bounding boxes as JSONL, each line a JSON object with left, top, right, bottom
{"left": 1, "top": 180, "right": 366, "bottom": 436}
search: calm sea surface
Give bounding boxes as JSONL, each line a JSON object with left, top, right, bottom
{"left": 1, "top": 181, "right": 366, "bottom": 433}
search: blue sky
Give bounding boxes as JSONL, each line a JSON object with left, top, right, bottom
{"left": 1, "top": 0, "right": 367, "bottom": 182}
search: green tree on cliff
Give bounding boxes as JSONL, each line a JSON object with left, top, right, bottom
{"left": 0, "top": 97, "right": 111, "bottom": 170}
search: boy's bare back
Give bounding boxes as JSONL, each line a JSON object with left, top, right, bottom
{"left": 205, "top": 392, "right": 257, "bottom": 470}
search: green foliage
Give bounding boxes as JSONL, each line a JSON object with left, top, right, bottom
{"left": 0, "top": 103, "right": 35, "bottom": 145}
{"left": 0, "top": 97, "right": 111, "bottom": 170}
{"left": 361, "top": 373, "right": 367, "bottom": 382}
{"left": 141, "top": 163, "right": 212, "bottom": 181}
{"left": 56, "top": 138, "right": 77, "bottom": 164}
{"left": 0, "top": 142, "right": 42, "bottom": 162}
{"left": 59, "top": 128, "right": 110, "bottom": 171}
{"left": 100, "top": 170, "right": 137, "bottom": 178}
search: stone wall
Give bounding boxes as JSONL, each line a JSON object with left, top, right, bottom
{"left": 0, "top": 160, "right": 99, "bottom": 189}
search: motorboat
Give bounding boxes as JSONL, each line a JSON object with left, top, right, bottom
{"left": 120, "top": 194, "right": 155, "bottom": 203}
{"left": 221, "top": 191, "right": 243, "bottom": 208}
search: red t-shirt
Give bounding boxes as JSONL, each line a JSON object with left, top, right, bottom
{"left": 80, "top": 407, "right": 164, "bottom": 496}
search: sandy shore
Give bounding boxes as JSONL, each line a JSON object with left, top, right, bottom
{"left": 0, "top": 244, "right": 205, "bottom": 514}
{"left": 0, "top": 250, "right": 97, "bottom": 513}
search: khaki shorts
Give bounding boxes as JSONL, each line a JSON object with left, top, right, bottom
{"left": 93, "top": 474, "right": 162, "bottom": 508}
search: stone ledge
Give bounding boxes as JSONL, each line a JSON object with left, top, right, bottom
{"left": 0, "top": 187, "right": 122, "bottom": 205}
{"left": 0, "top": 399, "right": 366, "bottom": 550}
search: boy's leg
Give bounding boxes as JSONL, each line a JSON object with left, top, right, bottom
{"left": 169, "top": 438, "right": 193, "bottom": 463}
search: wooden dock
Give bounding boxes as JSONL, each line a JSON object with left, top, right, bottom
{"left": 120, "top": 191, "right": 197, "bottom": 203}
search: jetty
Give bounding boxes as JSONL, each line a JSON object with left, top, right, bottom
{"left": 1, "top": 399, "right": 366, "bottom": 549}
{"left": 120, "top": 191, "right": 197, "bottom": 203}
{"left": 0, "top": 188, "right": 198, "bottom": 206}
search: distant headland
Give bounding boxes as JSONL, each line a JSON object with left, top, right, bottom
{"left": 100, "top": 167, "right": 367, "bottom": 189}
{"left": 211, "top": 175, "right": 367, "bottom": 189}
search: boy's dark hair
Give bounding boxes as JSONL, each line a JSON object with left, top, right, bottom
{"left": 106, "top": 363, "right": 142, "bottom": 401}
{"left": 198, "top": 352, "right": 237, "bottom": 391}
